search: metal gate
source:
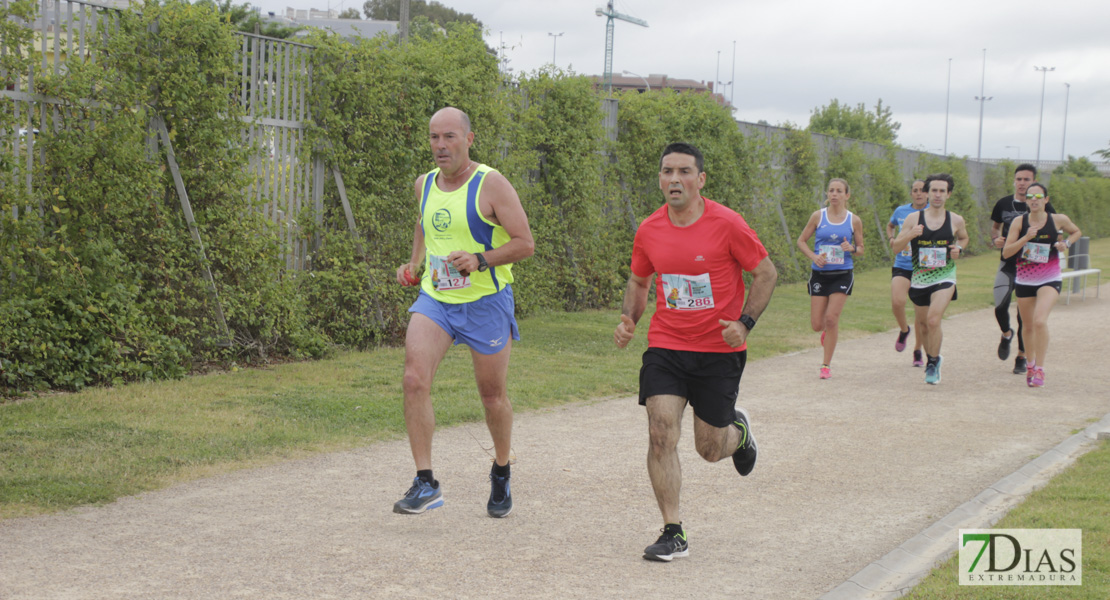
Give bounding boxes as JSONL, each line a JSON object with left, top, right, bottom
{"left": 1, "top": 0, "right": 339, "bottom": 270}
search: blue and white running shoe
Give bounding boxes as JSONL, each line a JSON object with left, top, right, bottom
{"left": 393, "top": 477, "right": 443, "bottom": 514}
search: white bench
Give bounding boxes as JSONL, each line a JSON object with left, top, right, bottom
{"left": 1060, "top": 254, "right": 1101, "bottom": 305}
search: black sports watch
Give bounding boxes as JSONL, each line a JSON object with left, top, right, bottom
{"left": 475, "top": 253, "right": 489, "bottom": 272}
{"left": 738, "top": 313, "right": 757, "bottom": 331}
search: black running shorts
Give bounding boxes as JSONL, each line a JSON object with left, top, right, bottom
{"left": 638, "top": 347, "right": 746, "bottom": 428}
{"left": 808, "top": 269, "right": 854, "bottom": 297}
{"left": 891, "top": 267, "right": 913, "bottom": 281}
{"left": 1015, "top": 281, "right": 1062, "bottom": 298}
{"left": 909, "top": 282, "right": 957, "bottom": 307}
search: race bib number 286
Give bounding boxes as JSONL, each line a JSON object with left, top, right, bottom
{"left": 661, "top": 273, "right": 715, "bottom": 310}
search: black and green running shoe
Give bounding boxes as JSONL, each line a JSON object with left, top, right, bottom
{"left": 643, "top": 527, "right": 689, "bottom": 562}
{"left": 731, "top": 408, "right": 758, "bottom": 476}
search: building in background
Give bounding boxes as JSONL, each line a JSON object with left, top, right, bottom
{"left": 591, "top": 73, "right": 731, "bottom": 108}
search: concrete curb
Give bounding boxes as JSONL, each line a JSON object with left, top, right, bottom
{"left": 819, "top": 412, "right": 1110, "bottom": 600}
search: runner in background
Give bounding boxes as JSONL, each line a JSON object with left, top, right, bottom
{"left": 887, "top": 180, "right": 928, "bottom": 366}
{"left": 891, "top": 173, "right": 969, "bottom": 385}
{"left": 1001, "top": 182, "right": 1082, "bottom": 387}
{"left": 989, "top": 164, "right": 1054, "bottom": 375}
{"left": 796, "top": 179, "right": 865, "bottom": 379}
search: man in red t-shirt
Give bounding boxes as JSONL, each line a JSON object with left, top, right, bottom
{"left": 614, "top": 142, "right": 778, "bottom": 562}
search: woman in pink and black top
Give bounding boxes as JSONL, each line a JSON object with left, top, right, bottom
{"left": 1001, "top": 182, "right": 1082, "bottom": 387}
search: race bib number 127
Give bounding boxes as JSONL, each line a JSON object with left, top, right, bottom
{"left": 428, "top": 255, "right": 470, "bottom": 291}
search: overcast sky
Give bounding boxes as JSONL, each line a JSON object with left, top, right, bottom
{"left": 261, "top": 0, "right": 1110, "bottom": 163}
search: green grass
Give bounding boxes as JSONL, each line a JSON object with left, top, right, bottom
{"left": 904, "top": 440, "right": 1110, "bottom": 599}
{"left": 2, "top": 238, "right": 1107, "bottom": 529}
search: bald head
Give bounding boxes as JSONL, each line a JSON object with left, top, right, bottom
{"left": 430, "top": 107, "right": 471, "bottom": 135}
{"left": 428, "top": 107, "right": 475, "bottom": 175}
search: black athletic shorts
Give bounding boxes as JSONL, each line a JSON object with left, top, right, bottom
{"left": 639, "top": 347, "right": 746, "bottom": 428}
{"left": 891, "top": 267, "right": 913, "bottom": 281}
{"left": 808, "top": 269, "right": 854, "bottom": 297}
{"left": 909, "top": 282, "right": 957, "bottom": 307}
{"left": 1015, "top": 281, "right": 1062, "bottom": 298}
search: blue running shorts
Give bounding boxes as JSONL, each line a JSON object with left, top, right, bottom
{"left": 409, "top": 285, "right": 519, "bottom": 355}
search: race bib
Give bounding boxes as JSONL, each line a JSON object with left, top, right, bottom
{"left": 428, "top": 255, "right": 470, "bottom": 291}
{"left": 919, "top": 247, "right": 947, "bottom": 268}
{"left": 819, "top": 244, "right": 845, "bottom": 265}
{"left": 660, "top": 273, "right": 715, "bottom": 311}
{"left": 899, "top": 247, "right": 913, "bottom": 259}
{"left": 1022, "top": 242, "right": 1050, "bottom": 264}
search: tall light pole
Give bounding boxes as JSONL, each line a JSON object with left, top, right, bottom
{"left": 547, "top": 32, "right": 563, "bottom": 66}
{"left": 1034, "top": 65, "right": 1055, "bottom": 168}
{"left": 944, "top": 58, "right": 952, "bottom": 156}
{"left": 974, "top": 49, "right": 992, "bottom": 162}
{"left": 1060, "top": 82, "right": 1071, "bottom": 162}
{"left": 622, "top": 70, "right": 649, "bottom": 91}
{"left": 715, "top": 50, "right": 720, "bottom": 97}
{"left": 1006, "top": 145, "right": 1021, "bottom": 159}
{"left": 730, "top": 40, "right": 736, "bottom": 108}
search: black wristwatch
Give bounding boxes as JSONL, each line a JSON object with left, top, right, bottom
{"left": 475, "top": 253, "right": 489, "bottom": 272}
{"left": 738, "top": 313, "right": 757, "bottom": 331}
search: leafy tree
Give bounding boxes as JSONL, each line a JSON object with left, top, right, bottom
{"left": 1095, "top": 142, "right": 1110, "bottom": 161}
{"left": 808, "top": 98, "right": 900, "bottom": 146}
{"left": 362, "top": 0, "right": 482, "bottom": 29}
{"left": 338, "top": 7, "right": 361, "bottom": 19}
{"left": 191, "top": 0, "right": 302, "bottom": 39}
{"left": 1053, "top": 155, "right": 1102, "bottom": 178}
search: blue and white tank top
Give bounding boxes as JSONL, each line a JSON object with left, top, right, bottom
{"left": 812, "top": 208, "right": 855, "bottom": 272}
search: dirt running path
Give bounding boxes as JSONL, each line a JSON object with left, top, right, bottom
{"left": 2, "top": 288, "right": 1108, "bottom": 600}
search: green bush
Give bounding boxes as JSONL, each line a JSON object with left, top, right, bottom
{"left": 2, "top": 4, "right": 1106, "bottom": 395}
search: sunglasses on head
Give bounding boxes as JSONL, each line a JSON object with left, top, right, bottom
{"left": 1025, "top": 193, "right": 1045, "bottom": 200}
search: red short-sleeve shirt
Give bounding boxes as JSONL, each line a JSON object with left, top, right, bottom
{"left": 631, "top": 198, "right": 769, "bottom": 353}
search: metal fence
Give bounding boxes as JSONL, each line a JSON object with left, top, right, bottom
{"left": 236, "top": 30, "right": 323, "bottom": 270}
{"left": 2, "top": 0, "right": 327, "bottom": 270}
{"left": 2, "top": 0, "right": 119, "bottom": 217}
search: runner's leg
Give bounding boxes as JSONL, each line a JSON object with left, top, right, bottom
{"left": 472, "top": 342, "right": 514, "bottom": 467}
{"left": 645, "top": 395, "right": 686, "bottom": 525}
{"left": 402, "top": 314, "right": 455, "bottom": 470}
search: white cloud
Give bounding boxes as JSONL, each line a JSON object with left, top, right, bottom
{"left": 256, "top": 0, "right": 1110, "bottom": 158}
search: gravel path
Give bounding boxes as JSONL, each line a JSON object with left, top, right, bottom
{"left": 2, "top": 287, "right": 1108, "bottom": 600}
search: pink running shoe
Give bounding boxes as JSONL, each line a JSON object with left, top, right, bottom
{"left": 912, "top": 349, "right": 924, "bottom": 367}
{"left": 1026, "top": 362, "right": 1036, "bottom": 387}
{"left": 819, "top": 365, "right": 831, "bottom": 379}
{"left": 895, "top": 327, "right": 910, "bottom": 352}
{"left": 1031, "top": 367, "right": 1045, "bottom": 387}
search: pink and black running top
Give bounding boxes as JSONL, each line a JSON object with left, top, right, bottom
{"left": 1015, "top": 213, "right": 1062, "bottom": 287}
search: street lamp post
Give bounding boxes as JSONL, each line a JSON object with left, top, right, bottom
{"left": 1060, "top": 82, "right": 1071, "bottom": 162}
{"left": 730, "top": 40, "right": 736, "bottom": 108}
{"left": 715, "top": 50, "right": 720, "bottom": 97}
{"left": 1034, "top": 65, "right": 1055, "bottom": 168}
{"left": 547, "top": 32, "right": 563, "bottom": 66}
{"left": 943, "top": 58, "right": 951, "bottom": 156}
{"left": 621, "top": 70, "right": 649, "bottom": 91}
{"left": 975, "top": 49, "right": 992, "bottom": 162}
{"left": 717, "top": 81, "right": 732, "bottom": 105}
{"left": 1005, "top": 145, "right": 1021, "bottom": 159}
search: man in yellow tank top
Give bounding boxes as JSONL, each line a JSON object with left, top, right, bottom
{"left": 392, "top": 107, "right": 535, "bottom": 518}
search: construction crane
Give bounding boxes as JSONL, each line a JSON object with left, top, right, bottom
{"left": 595, "top": 0, "right": 648, "bottom": 94}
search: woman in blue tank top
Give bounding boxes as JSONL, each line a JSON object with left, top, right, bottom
{"left": 796, "top": 178, "right": 865, "bottom": 379}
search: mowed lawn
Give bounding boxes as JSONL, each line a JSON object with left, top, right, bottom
{"left": 2, "top": 238, "right": 1107, "bottom": 523}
